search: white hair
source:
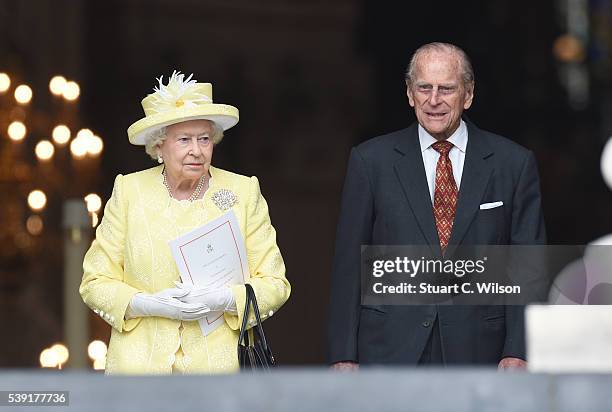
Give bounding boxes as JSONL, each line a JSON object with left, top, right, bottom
{"left": 405, "top": 42, "right": 475, "bottom": 88}
{"left": 143, "top": 120, "right": 224, "bottom": 161}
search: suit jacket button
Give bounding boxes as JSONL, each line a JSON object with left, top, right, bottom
{"left": 422, "top": 321, "right": 431, "bottom": 327}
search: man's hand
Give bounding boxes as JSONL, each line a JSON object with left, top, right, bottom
{"left": 331, "top": 361, "right": 359, "bottom": 371}
{"left": 498, "top": 357, "right": 527, "bottom": 370}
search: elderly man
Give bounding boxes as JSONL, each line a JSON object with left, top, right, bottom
{"left": 328, "top": 42, "right": 545, "bottom": 369}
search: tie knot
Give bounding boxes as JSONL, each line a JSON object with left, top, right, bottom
{"left": 432, "top": 140, "right": 454, "bottom": 156}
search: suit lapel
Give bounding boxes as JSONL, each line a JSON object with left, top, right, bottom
{"left": 393, "top": 124, "right": 440, "bottom": 252}
{"left": 447, "top": 122, "right": 494, "bottom": 250}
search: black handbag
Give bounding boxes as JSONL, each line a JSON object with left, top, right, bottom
{"left": 237, "top": 283, "right": 276, "bottom": 370}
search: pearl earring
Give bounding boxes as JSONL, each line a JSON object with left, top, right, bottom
{"left": 158, "top": 156, "right": 163, "bottom": 164}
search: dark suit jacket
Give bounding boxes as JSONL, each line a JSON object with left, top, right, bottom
{"left": 327, "top": 121, "right": 546, "bottom": 365}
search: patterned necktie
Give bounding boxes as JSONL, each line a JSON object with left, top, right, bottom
{"left": 432, "top": 140, "right": 458, "bottom": 252}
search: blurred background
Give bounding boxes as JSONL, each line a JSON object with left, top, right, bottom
{"left": 0, "top": 0, "right": 611, "bottom": 370}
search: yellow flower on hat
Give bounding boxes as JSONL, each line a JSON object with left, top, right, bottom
{"left": 149, "top": 71, "right": 212, "bottom": 114}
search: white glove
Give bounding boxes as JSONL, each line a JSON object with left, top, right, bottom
{"left": 126, "top": 287, "right": 210, "bottom": 321}
{"left": 174, "top": 282, "right": 238, "bottom": 314}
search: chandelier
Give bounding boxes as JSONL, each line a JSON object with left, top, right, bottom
{"left": 0, "top": 72, "right": 104, "bottom": 281}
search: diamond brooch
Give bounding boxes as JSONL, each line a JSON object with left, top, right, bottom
{"left": 211, "top": 189, "right": 238, "bottom": 211}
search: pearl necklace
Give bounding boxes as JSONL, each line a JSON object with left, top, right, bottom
{"left": 163, "top": 171, "right": 206, "bottom": 202}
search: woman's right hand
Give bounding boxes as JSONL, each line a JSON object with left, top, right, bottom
{"left": 126, "top": 288, "right": 210, "bottom": 321}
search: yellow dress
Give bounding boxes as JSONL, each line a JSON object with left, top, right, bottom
{"left": 79, "top": 165, "right": 290, "bottom": 374}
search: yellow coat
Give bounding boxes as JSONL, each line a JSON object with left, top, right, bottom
{"left": 80, "top": 165, "right": 290, "bottom": 374}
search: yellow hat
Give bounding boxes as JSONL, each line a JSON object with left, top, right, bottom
{"left": 127, "top": 71, "right": 239, "bottom": 145}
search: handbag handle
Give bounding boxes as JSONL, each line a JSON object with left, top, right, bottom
{"left": 238, "top": 284, "right": 272, "bottom": 354}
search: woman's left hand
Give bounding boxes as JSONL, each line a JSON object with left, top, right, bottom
{"left": 174, "top": 282, "right": 237, "bottom": 314}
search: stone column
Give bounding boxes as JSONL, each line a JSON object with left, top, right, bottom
{"left": 62, "top": 199, "right": 91, "bottom": 369}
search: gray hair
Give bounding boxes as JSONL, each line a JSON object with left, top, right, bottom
{"left": 405, "top": 42, "right": 475, "bottom": 88}
{"left": 143, "top": 121, "right": 224, "bottom": 161}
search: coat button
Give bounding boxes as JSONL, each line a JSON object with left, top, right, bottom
{"left": 422, "top": 320, "right": 431, "bottom": 327}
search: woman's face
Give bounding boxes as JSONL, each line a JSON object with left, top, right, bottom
{"left": 157, "top": 119, "right": 215, "bottom": 182}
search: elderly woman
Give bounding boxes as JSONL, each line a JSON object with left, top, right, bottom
{"left": 79, "top": 71, "right": 290, "bottom": 374}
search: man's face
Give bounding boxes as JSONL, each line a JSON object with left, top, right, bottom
{"left": 407, "top": 51, "right": 474, "bottom": 140}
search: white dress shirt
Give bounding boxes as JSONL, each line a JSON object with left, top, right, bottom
{"left": 418, "top": 120, "right": 468, "bottom": 202}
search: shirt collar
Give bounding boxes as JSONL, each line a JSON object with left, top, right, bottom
{"left": 418, "top": 120, "right": 468, "bottom": 153}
